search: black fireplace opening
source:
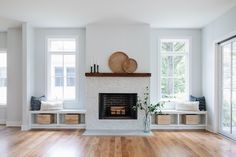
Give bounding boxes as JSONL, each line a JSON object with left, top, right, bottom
{"left": 99, "top": 93, "right": 137, "bottom": 119}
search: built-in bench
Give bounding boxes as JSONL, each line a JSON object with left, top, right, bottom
{"left": 151, "top": 101, "right": 207, "bottom": 130}
{"left": 29, "top": 109, "right": 86, "bottom": 129}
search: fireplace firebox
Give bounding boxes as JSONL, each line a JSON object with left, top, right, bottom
{"left": 99, "top": 93, "right": 137, "bottom": 119}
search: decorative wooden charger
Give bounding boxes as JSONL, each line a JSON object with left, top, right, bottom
{"left": 108, "top": 51, "right": 129, "bottom": 73}
{"left": 122, "top": 58, "right": 138, "bottom": 73}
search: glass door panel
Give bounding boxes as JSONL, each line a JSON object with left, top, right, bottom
{"left": 232, "top": 89, "right": 236, "bottom": 134}
{"left": 222, "top": 89, "right": 231, "bottom": 133}
{"left": 220, "top": 40, "right": 236, "bottom": 140}
{"left": 222, "top": 44, "right": 231, "bottom": 89}
{"left": 221, "top": 44, "right": 232, "bottom": 134}
{"left": 232, "top": 42, "right": 236, "bottom": 135}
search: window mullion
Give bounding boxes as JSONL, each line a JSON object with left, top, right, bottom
{"left": 63, "top": 54, "right": 65, "bottom": 100}
{"left": 172, "top": 56, "right": 174, "bottom": 98}
{"left": 230, "top": 42, "right": 233, "bottom": 134}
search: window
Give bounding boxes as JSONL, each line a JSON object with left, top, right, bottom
{"left": 0, "top": 51, "right": 7, "bottom": 105}
{"left": 47, "top": 38, "right": 77, "bottom": 101}
{"left": 160, "top": 39, "right": 189, "bottom": 100}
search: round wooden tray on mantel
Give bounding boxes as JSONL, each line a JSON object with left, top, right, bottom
{"left": 122, "top": 58, "right": 138, "bottom": 73}
{"left": 108, "top": 51, "right": 129, "bottom": 73}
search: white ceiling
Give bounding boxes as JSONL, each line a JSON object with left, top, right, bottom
{"left": 0, "top": 0, "right": 236, "bottom": 30}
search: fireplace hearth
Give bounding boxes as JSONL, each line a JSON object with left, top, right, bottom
{"left": 99, "top": 93, "right": 137, "bottom": 119}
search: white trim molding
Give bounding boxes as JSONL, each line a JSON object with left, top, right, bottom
{"left": 6, "top": 121, "right": 21, "bottom": 127}
{"left": 21, "top": 125, "right": 30, "bottom": 131}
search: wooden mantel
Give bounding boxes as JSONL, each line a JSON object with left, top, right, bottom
{"left": 85, "top": 72, "right": 151, "bottom": 77}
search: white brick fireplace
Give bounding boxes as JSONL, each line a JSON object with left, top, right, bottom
{"left": 85, "top": 77, "right": 150, "bottom": 130}
{"left": 85, "top": 22, "right": 151, "bottom": 131}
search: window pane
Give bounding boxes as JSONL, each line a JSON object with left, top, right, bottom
{"left": 50, "top": 55, "right": 63, "bottom": 99}
{"left": 0, "top": 85, "right": 6, "bottom": 104}
{"left": 174, "top": 56, "right": 186, "bottom": 77}
{"left": 174, "top": 78, "right": 186, "bottom": 99}
{"left": 232, "top": 90, "right": 236, "bottom": 134}
{"left": 0, "top": 53, "right": 7, "bottom": 104}
{"left": 162, "top": 56, "right": 173, "bottom": 77}
{"left": 50, "top": 77, "right": 63, "bottom": 100}
{"left": 49, "top": 40, "right": 64, "bottom": 51}
{"left": 233, "top": 42, "right": 236, "bottom": 135}
{"left": 55, "top": 67, "right": 64, "bottom": 87}
{"left": 161, "top": 56, "right": 170, "bottom": 77}
{"left": 64, "top": 55, "right": 75, "bottom": 67}
{"left": 64, "top": 55, "right": 76, "bottom": 100}
{"left": 0, "top": 53, "right": 7, "bottom": 66}
{"left": 222, "top": 89, "right": 231, "bottom": 133}
{"left": 174, "top": 42, "right": 185, "bottom": 52}
{"left": 64, "top": 40, "right": 76, "bottom": 51}
{"left": 66, "top": 67, "right": 75, "bottom": 86}
{"left": 161, "top": 42, "right": 173, "bottom": 52}
{"left": 51, "top": 55, "right": 63, "bottom": 82}
{"left": 161, "top": 78, "right": 173, "bottom": 98}
{"left": 222, "top": 44, "right": 231, "bottom": 89}
{"left": 233, "top": 42, "right": 236, "bottom": 89}
{"left": 49, "top": 39, "right": 76, "bottom": 52}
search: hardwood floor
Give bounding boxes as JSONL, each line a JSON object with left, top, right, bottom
{"left": 0, "top": 126, "right": 236, "bottom": 157}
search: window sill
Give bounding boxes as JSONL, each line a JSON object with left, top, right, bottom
{"left": 159, "top": 98, "right": 188, "bottom": 102}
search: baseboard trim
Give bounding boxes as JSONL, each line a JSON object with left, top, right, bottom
{"left": 21, "top": 125, "right": 30, "bottom": 131}
{"left": 0, "top": 119, "right": 6, "bottom": 124}
{"left": 206, "top": 127, "right": 216, "bottom": 133}
{"left": 6, "top": 121, "right": 21, "bottom": 127}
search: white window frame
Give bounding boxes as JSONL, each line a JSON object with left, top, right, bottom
{"left": 45, "top": 36, "right": 78, "bottom": 103}
{"left": 158, "top": 37, "right": 191, "bottom": 101}
{"left": 0, "top": 49, "right": 7, "bottom": 106}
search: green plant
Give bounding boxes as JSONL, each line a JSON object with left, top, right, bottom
{"left": 133, "top": 86, "right": 164, "bottom": 115}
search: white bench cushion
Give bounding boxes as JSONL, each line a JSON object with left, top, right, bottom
{"left": 162, "top": 101, "right": 176, "bottom": 110}
{"left": 41, "top": 101, "right": 63, "bottom": 110}
{"left": 175, "top": 101, "right": 199, "bottom": 111}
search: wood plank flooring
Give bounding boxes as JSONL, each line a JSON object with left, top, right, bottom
{"left": 0, "top": 126, "right": 236, "bottom": 157}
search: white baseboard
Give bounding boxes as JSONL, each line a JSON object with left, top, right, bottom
{"left": 21, "top": 125, "right": 30, "bottom": 131}
{"left": 6, "top": 121, "right": 21, "bottom": 127}
{"left": 0, "top": 119, "right": 6, "bottom": 124}
{"left": 83, "top": 130, "right": 153, "bottom": 136}
{"left": 206, "top": 126, "right": 217, "bottom": 133}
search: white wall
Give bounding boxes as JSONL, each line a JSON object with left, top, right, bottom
{"left": 21, "top": 23, "right": 35, "bottom": 130}
{"left": 0, "top": 32, "right": 7, "bottom": 124}
{"left": 150, "top": 29, "right": 202, "bottom": 103}
{"left": 202, "top": 6, "right": 236, "bottom": 132}
{"left": 86, "top": 23, "right": 151, "bottom": 72}
{"left": 6, "top": 28, "right": 22, "bottom": 126}
{"left": 34, "top": 28, "right": 86, "bottom": 109}
{"left": 0, "top": 32, "right": 7, "bottom": 49}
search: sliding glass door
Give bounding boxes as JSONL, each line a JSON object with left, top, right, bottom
{"left": 219, "top": 39, "right": 236, "bottom": 140}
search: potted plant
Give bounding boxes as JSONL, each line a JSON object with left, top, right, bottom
{"left": 133, "top": 86, "right": 164, "bottom": 133}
